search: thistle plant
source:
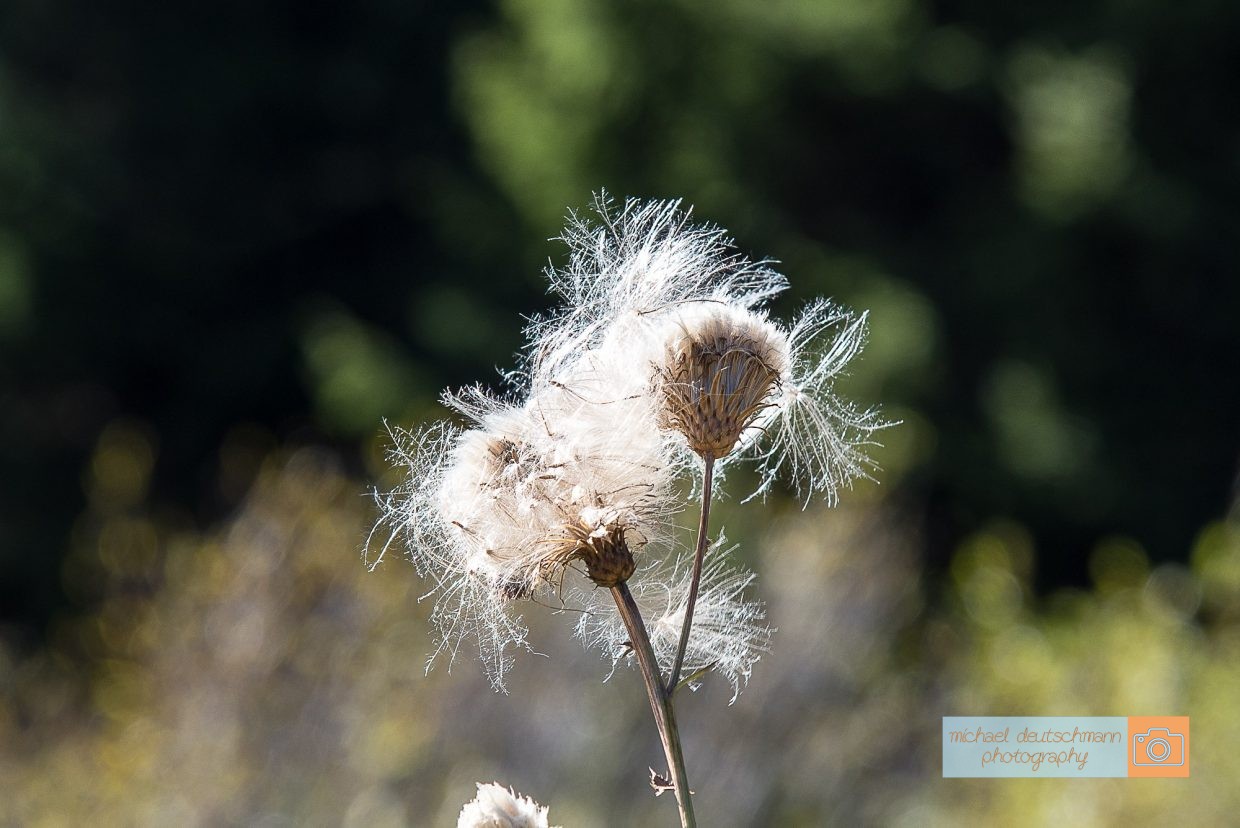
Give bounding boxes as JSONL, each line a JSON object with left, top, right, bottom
{"left": 370, "top": 194, "right": 886, "bottom": 827}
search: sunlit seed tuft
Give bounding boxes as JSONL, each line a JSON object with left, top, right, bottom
{"left": 457, "top": 782, "right": 556, "bottom": 828}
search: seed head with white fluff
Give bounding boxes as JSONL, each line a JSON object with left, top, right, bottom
{"left": 457, "top": 782, "right": 557, "bottom": 828}
{"left": 528, "top": 193, "right": 888, "bottom": 504}
{"left": 369, "top": 373, "right": 676, "bottom": 689}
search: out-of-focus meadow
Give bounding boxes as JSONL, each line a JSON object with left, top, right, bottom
{"left": 4, "top": 436, "right": 1239, "bottom": 825}
{"left": 2, "top": 0, "right": 1239, "bottom": 825}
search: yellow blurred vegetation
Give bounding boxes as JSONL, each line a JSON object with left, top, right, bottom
{"left": 2, "top": 427, "right": 1237, "bottom": 825}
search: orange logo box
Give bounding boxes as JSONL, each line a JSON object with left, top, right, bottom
{"left": 1128, "top": 716, "right": 1189, "bottom": 777}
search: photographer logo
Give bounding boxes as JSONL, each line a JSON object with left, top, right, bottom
{"left": 943, "top": 716, "right": 1191, "bottom": 777}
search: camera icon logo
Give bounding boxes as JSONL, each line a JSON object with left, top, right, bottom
{"left": 1132, "top": 727, "right": 1185, "bottom": 766}
{"left": 1127, "top": 716, "right": 1189, "bottom": 777}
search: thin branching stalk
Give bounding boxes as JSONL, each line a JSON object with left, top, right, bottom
{"left": 611, "top": 582, "right": 696, "bottom": 828}
{"left": 667, "top": 454, "right": 715, "bottom": 694}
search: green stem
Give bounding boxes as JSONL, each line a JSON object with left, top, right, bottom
{"left": 667, "top": 454, "right": 714, "bottom": 694}
{"left": 611, "top": 582, "right": 696, "bottom": 828}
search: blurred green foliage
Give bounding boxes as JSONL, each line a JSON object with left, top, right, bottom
{"left": 2, "top": 0, "right": 1238, "bottom": 635}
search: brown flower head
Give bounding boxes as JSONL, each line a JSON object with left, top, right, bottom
{"left": 657, "top": 305, "right": 788, "bottom": 459}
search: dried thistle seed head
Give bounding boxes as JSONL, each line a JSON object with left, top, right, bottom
{"left": 657, "top": 306, "right": 788, "bottom": 458}
{"left": 543, "top": 517, "right": 635, "bottom": 587}
{"left": 523, "top": 193, "right": 890, "bottom": 504}
{"left": 457, "top": 782, "right": 555, "bottom": 828}
{"left": 370, "top": 376, "right": 678, "bottom": 689}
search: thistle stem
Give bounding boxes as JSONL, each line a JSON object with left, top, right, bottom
{"left": 611, "top": 582, "right": 696, "bottom": 828}
{"left": 667, "top": 453, "right": 714, "bottom": 694}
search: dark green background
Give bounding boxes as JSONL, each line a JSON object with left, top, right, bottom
{"left": 2, "top": 0, "right": 1237, "bottom": 638}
